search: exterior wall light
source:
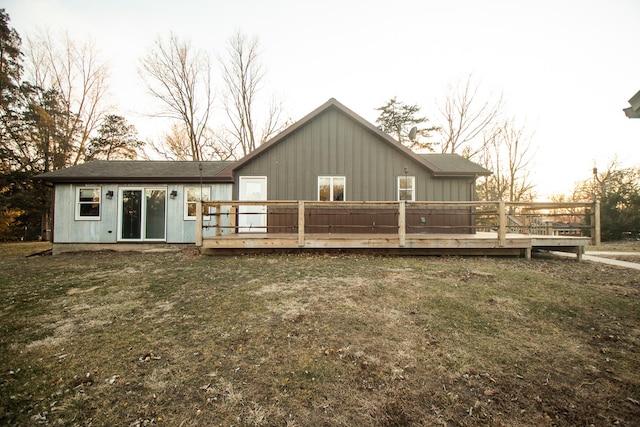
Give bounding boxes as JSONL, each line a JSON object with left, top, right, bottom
{"left": 170, "top": 190, "right": 178, "bottom": 199}
{"left": 106, "top": 190, "right": 114, "bottom": 199}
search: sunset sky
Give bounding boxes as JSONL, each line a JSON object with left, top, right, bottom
{"left": 5, "top": 0, "right": 640, "bottom": 199}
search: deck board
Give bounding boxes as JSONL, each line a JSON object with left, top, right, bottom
{"left": 201, "top": 232, "right": 591, "bottom": 259}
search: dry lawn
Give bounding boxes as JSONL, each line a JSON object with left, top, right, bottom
{"left": 0, "top": 244, "right": 639, "bottom": 426}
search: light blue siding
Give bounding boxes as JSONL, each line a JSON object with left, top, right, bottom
{"left": 53, "top": 183, "right": 232, "bottom": 244}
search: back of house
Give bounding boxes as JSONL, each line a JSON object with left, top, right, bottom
{"left": 37, "top": 98, "right": 490, "bottom": 253}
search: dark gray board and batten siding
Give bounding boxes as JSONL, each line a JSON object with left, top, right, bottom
{"left": 232, "top": 106, "right": 476, "bottom": 202}
{"left": 231, "top": 103, "right": 481, "bottom": 234}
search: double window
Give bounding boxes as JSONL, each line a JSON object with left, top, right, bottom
{"left": 318, "top": 176, "right": 345, "bottom": 201}
{"left": 75, "top": 187, "right": 101, "bottom": 220}
{"left": 398, "top": 176, "right": 415, "bottom": 201}
{"left": 184, "top": 186, "right": 211, "bottom": 220}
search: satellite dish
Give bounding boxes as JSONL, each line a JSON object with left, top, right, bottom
{"left": 408, "top": 126, "right": 417, "bottom": 141}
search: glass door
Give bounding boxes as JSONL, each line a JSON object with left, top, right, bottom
{"left": 145, "top": 189, "right": 166, "bottom": 240}
{"left": 119, "top": 188, "right": 166, "bottom": 241}
{"left": 238, "top": 177, "right": 267, "bottom": 232}
{"left": 121, "top": 189, "right": 142, "bottom": 240}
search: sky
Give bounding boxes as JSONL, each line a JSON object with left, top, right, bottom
{"left": 4, "top": 0, "right": 639, "bottom": 200}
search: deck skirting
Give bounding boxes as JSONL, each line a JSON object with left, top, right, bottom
{"left": 200, "top": 232, "right": 591, "bottom": 260}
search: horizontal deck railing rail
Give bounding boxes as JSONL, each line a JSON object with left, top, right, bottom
{"left": 196, "top": 200, "right": 600, "bottom": 248}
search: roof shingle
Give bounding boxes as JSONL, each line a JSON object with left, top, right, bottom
{"left": 419, "top": 154, "right": 491, "bottom": 176}
{"left": 37, "top": 160, "right": 234, "bottom": 183}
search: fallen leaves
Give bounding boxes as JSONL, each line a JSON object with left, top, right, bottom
{"left": 138, "top": 352, "right": 161, "bottom": 362}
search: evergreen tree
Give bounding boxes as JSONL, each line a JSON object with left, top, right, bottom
{"left": 87, "top": 114, "right": 143, "bottom": 160}
{"left": 375, "top": 97, "right": 438, "bottom": 152}
{"left": 0, "top": 9, "right": 35, "bottom": 240}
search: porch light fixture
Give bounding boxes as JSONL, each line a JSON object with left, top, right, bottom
{"left": 170, "top": 190, "right": 178, "bottom": 199}
{"left": 106, "top": 190, "right": 114, "bottom": 199}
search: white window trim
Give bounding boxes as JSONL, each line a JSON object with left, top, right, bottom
{"left": 318, "top": 176, "right": 346, "bottom": 201}
{"left": 75, "top": 186, "right": 101, "bottom": 220}
{"left": 397, "top": 176, "right": 416, "bottom": 201}
{"left": 183, "top": 186, "right": 211, "bottom": 221}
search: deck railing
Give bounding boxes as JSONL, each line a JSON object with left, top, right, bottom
{"left": 196, "top": 200, "right": 600, "bottom": 247}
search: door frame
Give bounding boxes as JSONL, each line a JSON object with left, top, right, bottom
{"left": 238, "top": 176, "right": 267, "bottom": 233}
{"left": 117, "top": 187, "right": 168, "bottom": 242}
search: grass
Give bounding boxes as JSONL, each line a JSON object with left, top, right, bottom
{"left": 0, "top": 245, "right": 639, "bottom": 426}
{"left": 587, "top": 240, "right": 640, "bottom": 252}
{"left": 0, "top": 241, "right": 51, "bottom": 257}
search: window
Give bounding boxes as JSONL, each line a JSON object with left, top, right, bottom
{"left": 75, "top": 187, "right": 101, "bottom": 220}
{"left": 318, "top": 176, "right": 345, "bottom": 201}
{"left": 398, "top": 176, "right": 415, "bottom": 201}
{"left": 184, "top": 186, "right": 211, "bottom": 220}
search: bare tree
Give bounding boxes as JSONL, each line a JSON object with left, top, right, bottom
{"left": 144, "top": 123, "right": 236, "bottom": 161}
{"left": 476, "top": 118, "right": 535, "bottom": 202}
{"left": 437, "top": 75, "right": 503, "bottom": 157}
{"left": 144, "top": 123, "right": 193, "bottom": 161}
{"left": 139, "top": 33, "right": 213, "bottom": 161}
{"left": 220, "top": 31, "right": 285, "bottom": 157}
{"left": 569, "top": 159, "right": 640, "bottom": 240}
{"left": 260, "top": 97, "right": 288, "bottom": 145}
{"left": 24, "top": 30, "right": 109, "bottom": 166}
{"left": 569, "top": 158, "right": 626, "bottom": 203}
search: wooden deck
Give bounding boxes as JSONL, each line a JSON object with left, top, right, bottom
{"left": 200, "top": 232, "right": 592, "bottom": 260}
{"left": 197, "top": 201, "right": 598, "bottom": 260}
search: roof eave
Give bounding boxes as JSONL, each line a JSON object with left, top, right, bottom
{"left": 431, "top": 171, "right": 492, "bottom": 178}
{"left": 39, "top": 176, "right": 235, "bottom": 184}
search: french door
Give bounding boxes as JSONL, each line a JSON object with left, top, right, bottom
{"left": 119, "top": 188, "right": 167, "bottom": 241}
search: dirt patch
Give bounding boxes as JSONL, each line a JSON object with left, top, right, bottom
{"left": 24, "top": 319, "right": 75, "bottom": 350}
{"left": 66, "top": 285, "right": 100, "bottom": 295}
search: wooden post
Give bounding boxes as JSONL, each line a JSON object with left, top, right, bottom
{"left": 213, "top": 204, "right": 220, "bottom": 237}
{"left": 398, "top": 201, "right": 406, "bottom": 247}
{"left": 195, "top": 201, "right": 203, "bottom": 247}
{"left": 298, "top": 201, "right": 305, "bottom": 247}
{"left": 522, "top": 209, "right": 530, "bottom": 235}
{"left": 498, "top": 201, "right": 506, "bottom": 247}
{"left": 593, "top": 200, "right": 601, "bottom": 246}
{"left": 230, "top": 205, "right": 237, "bottom": 234}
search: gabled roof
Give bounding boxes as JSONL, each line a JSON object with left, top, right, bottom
{"left": 222, "top": 98, "right": 490, "bottom": 177}
{"left": 37, "top": 160, "right": 235, "bottom": 183}
{"left": 37, "top": 99, "right": 490, "bottom": 184}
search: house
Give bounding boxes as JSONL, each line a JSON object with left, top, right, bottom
{"left": 38, "top": 98, "right": 491, "bottom": 254}
{"left": 38, "top": 161, "right": 235, "bottom": 253}
{"left": 623, "top": 89, "right": 640, "bottom": 118}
